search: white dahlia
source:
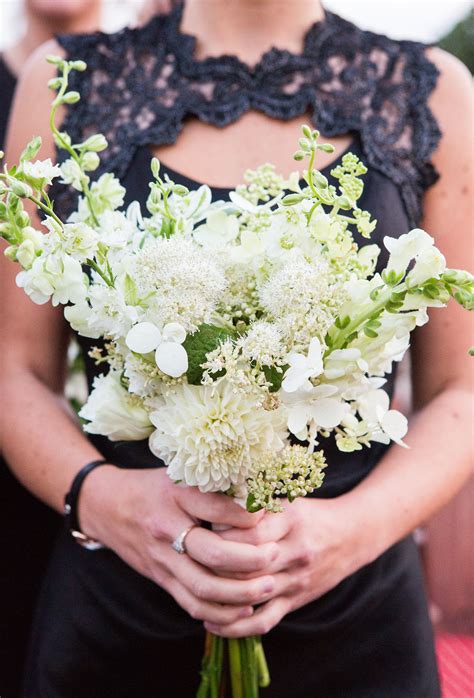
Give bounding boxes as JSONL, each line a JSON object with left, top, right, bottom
{"left": 149, "top": 381, "right": 288, "bottom": 493}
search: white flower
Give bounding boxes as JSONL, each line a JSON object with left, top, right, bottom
{"left": 384, "top": 229, "right": 434, "bottom": 277}
{"left": 357, "top": 389, "right": 408, "bottom": 447}
{"left": 90, "top": 173, "right": 126, "bottom": 213}
{"left": 149, "top": 380, "right": 288, "bottom": 493}
{"left": 129, "top": 237, "right": 226, "bottom": 332}
{"left": 16, "top": 253, "right": 87, "bottom": 306}
{"left": 126, "top": 321, "right": 188, "bottom": 378}
{"left": 282, "top": 383, "right": 348, "bottom": 439}
{"left": 64, "top": 301, "right": 101, "bottom": 338}
{"left": 16, "top": 240, "right": 36, "bottom": 268}
{"left": 98, "top": 210, "right": 137, "bottom": 248}
{"left": 230, "top": 230, "right": 266, "bottom": 264}
{"left": 406, "top": 246, "right": 446, "bottom": 287}
{"left": 282, "top": 337, "right": 324, "bottom": 392}
{"left": 238, "top": 322, "right": 283, "bottom": 366}
{"left": 193, "top": 210, "right": 239, "bottom": 249}
{"left": 60, "top": 158, "right": 84, "bottom": 191}
{"left": 22, "top": 158, "right": 61, "bottom": 185}
{"left": 80, "top": 371, "right": 153, "bottom": 441}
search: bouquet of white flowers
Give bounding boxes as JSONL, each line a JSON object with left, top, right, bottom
{"left": 1, "top": 57, "right": 472, "bottom": 697}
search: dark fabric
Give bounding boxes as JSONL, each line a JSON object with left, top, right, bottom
{"left": 0, "top": 55, "right": 16, "bottom": 151}
{"left": 0, "top": 55, "right": 61, "bottom": 698}
{"left": 25, "top": 528, "right": 439, "bottom": 698}
{"left": 51, "top": 2, "right": 441, "bottom": 230}
{"left": 26, "top": 10, "right": 441, "bottom": 696}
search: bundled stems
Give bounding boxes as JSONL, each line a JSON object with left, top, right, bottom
{"left": 197, "top": 634, "right": 270, "bottom": 697}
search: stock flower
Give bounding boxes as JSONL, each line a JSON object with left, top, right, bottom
{"left": 406, "top": 246, "right": 446, "bottom": 286}
{"left": 22, "top": 158, "right": 61, "bottom": 185}
{"left": 194, "top": 209, "right": 239, "bottom": 249}
{"left": 149, "top": 380, "right": 288, "bottom": 493}
{"left": 80, "top": 371, "right": 153, "bottom": 441}
{"left": 126, "top": 321, "right": 188, "bottom": 378}
{"left": 384, "top": 228, "right": 434, "bottom": 277}
{"left": 16, "top": 253, "right": 86, "bottom": 306}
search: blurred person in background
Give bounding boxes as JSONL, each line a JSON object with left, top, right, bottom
{"left": 1, "top": 1, "right": 473, "bottom": 696}
{"left": 0, "top": 3, "right": 102, "bottom": 695}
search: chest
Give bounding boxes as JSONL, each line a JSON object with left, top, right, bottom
{"left": 151, "top": 111, "right": 354, "bottom": 187}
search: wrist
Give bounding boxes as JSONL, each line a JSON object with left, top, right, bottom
{"left": 335, "top": 488, "right": 390, "bottom": 568}
{"left": 78, "top": 463, "right": 126, "bottom": 542}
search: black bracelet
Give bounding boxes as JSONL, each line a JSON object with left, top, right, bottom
{"left": 64, "top": 459, "right": 110, "bottom": 550}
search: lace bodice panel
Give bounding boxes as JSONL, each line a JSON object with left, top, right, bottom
{"left": 54, "top": 4, "right": 441, "bottom": 226}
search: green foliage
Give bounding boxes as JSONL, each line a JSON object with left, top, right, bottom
{"left": 183, "top": 324, "right": 233, "bottom": 385}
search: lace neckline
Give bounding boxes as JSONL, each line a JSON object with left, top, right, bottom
{"left": 164, "top": 2, "right": 331, "bottom": 73}
{"left": 54, "top": 6, "right": 442, "bottom": 229}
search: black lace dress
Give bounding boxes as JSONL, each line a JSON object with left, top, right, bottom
{"left": 25, "top": 6, "right": 442, "bottom": 697}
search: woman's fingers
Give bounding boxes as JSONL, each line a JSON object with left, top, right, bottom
{"left": 160, "top": 573, "right": 256, "bottom": 625}
{"left": 185, "top": 526, "right": 279, "bottom": 574}
{"left": 160, "top": 544, "right": 277, "bottom": 605}
{"left": 217, "top": 511, "right": 292, "bottom": 546}
{"left": 204, "top": 597, "right": 290, "bottom": 638}
{"left": 178, "top": 487, "right": 265, "bottom": 528}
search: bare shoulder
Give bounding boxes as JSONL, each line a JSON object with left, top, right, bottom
{"left": 6, "top": 39, "right": 65, "bottom": 164}
{"left": 426, "top": 47, "right": 473, "bottom": 129}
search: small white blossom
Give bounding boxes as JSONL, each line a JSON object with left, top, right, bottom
{"left": 22, "top": 158, "right": 61, "bottom": 185}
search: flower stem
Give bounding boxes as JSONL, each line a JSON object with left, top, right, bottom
{"left": 255, "top": 637, "right": 270, "bottom": 688}
{"left": 228, "top": 639, "right": 243, "bottom": 698}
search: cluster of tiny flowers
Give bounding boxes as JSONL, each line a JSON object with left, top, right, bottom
{"left": 129, "top": 237, "right": 227, "bottom": 332}
{"left": 259, "top": 257, "right": 345, "bottom": 348}
{"left": 202, "top": 340, "right": 270, "bottom": 394}
{"left": 236, "top": 164, "right": 287, "bottom": 204}
{"left": 237, "top": 321, "right": 285, "bottom": 366}
{"left": 88, "top": 341, "right": 123, "bottom": 372}
{"left": 218, "top": 266, "right": 262, "bottom": 327}
{"left": 247, "top": 445, "right": 327, "bottom": 512}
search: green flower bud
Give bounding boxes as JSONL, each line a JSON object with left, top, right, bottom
{"left": 70, "top": 60, "right": 87, "bottom": 72}
{"left": 3, "top": 245, "right": 18, "bottom": 261}
{"left": 81, "top": 134, "right": 108, "bottom": 152}
{"left": 172, "top": 184, "right": 189, "bottom": 196}
{"left": 298, "top": 138, "right": 310, "bottom": 151}
{"left": 47, "top": 77, "right": 62, "bottom": 90}
{"left": 313, "top": 172, "right": 328, "bottom": 188}
{"left": 46, "top": 55, "right": 63, "bottom": 66}
{"left": 281, "top": 193, "right": 304, "bottom": 206}
{"left": 151, "top": 158, "right": 161, "bottom": 179}
{"left": 337, "top": 195, "right": 352, "bottom": 210}
{"left": 301, "top": 124, "right": 313, "bottom": 139}
{"left": 10, "top": 180, "right": 33, "bottom": 198}
{"left": 82, "top": 152, "right": 100, "bottom": 172}
{"left": 318, "top": 143, "right": 335, "bottom": 153}
{"left": 293, "top": 151, "right": 305, "bottom": 161}
{"left": 62, "top": 91, "right": 81, "bottom": 104}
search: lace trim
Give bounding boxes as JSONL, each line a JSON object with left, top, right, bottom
{"left": 53, "top": 4, "right": 441, "bottom": 226}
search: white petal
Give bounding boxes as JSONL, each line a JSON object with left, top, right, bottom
{"left": 126, "top": 322, "right": 161, "bottom": 354}
{"left": 312, "top": 384, "right": 338, "bottom": 398}
{"left": 307, "top": 337, "right": 323, "bottom": 373}
{"left": 287, "top": 405, "right": 310, "bottom": 435}
{"left": 155, "top": 342, "right": 188, "bottom": 377}
{"left": 310, "top": 398, "right": 347, "bottom": 429}
{"left": 358, "top": 389, "right": 390, "bottom": 423}
{"left": 381, "top": 409, "right": 408, "bottom": 446}
{"left": 287, "top": 352, "right": 307, "bottom": 369}
{"left": 282, "top": 367, "right": 311, "bottom": 393}
{"left": 162, "top": 322, "right": 187, "bottom": 344}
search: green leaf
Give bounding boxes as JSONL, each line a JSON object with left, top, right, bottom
{"left": 183, "top": 324, "right": 233, "bottom": 385}
{"left": 20, "top": 137, "right": 42, "bottom": 163}
{"left": 124, "top": 274, "right": 139, "bottom": 306}
{"left": 246, "top": 493, "right": 263, "bottom": 513}
{"left": 262, "top": 364, "right": 288, "bottom": 393}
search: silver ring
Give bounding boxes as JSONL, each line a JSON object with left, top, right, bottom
{"left": 171, "top": 524, "right": 198, "bottom": 555}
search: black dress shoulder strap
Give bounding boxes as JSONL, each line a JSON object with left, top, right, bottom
{"left": 53, "top": 4, "right": 441, "bottom": 227}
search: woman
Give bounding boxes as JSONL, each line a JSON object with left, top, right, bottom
{"left": 0, "top": 1, "right": 101, "bottom": 694}
{"left": 1, "top": 1, "right": 472, "bottom": 696}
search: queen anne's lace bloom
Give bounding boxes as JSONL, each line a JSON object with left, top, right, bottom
{"left": 129, "top": 237, "right": 226, "bottom": 332}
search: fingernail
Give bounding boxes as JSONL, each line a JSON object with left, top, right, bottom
{"left": 270, "top": 545, "right": 279, "bottom": 561}
{"left": 240, "top": 607, "right": 254, "bottom": 618}
{"left": 263, "top": 580, "right": 274, "bottom": 594}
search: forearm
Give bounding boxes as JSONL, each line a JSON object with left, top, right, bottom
{"left": 1, "top": 366, "right": 109, "bottom": 513}
{"left": 343, "top": 381, "right": 473, "bottom": 561}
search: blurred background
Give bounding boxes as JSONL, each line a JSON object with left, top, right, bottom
{"left": 0, "top": 1, "right": 472, "bottom": 697}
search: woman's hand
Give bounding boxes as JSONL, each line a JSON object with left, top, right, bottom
{"left": 203, "top": 494, "right": 377, "bottom": 638}
{"left": 79, "top": 466, "right": 281, "bottom": 625}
